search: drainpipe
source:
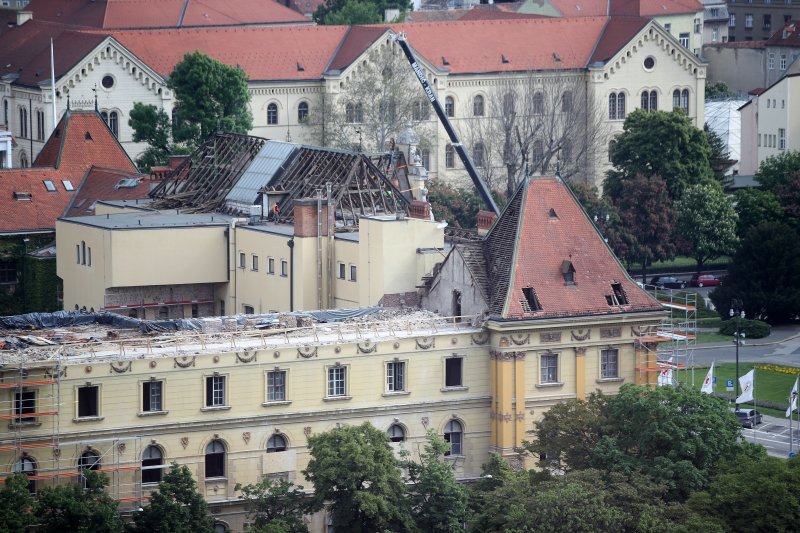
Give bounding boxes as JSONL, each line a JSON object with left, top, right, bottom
{"left": 326, "top": 182, "right": 334, "bottom": 309}
{"left": 229, "top": 219, "right": 237, "bottom": 315}
{"left": 316, "top": 189, "right": 323, "bottom": 310}
{"left": 287, "top": 238, "right": 295, "bottom": 312}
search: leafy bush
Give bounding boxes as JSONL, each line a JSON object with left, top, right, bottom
{"left": 718, "top": 318, "right": 771, "bottom": 339}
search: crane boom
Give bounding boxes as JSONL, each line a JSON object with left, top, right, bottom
{"left": 390, "top": 32, "right": 500, "bottom": 215}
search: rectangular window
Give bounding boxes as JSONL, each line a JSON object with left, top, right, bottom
{"left": 87, "top": 247, "right": 91, "bottom": 267}
{"left": 14, "top": 389, "right": 35, "bottom": 423}
{"left": 758, "top": 133, "right": 761, "bottom": 146}
{"left": 142, "top": 380, "right": 163, "bottom": 412}
{"left": 76, "top": 244, "right": 80, "bottom": 264}
{"left": 337, "top": 262, "right": 345, "bottom": 280}
{"left": 664, "top": 22, "right": 671, "bottom": 33}
{"left": 77, "top": 385, "right": 99, "bottom": 417}
{"left": 0, "top": 261, "right": 16, "bottom": 284}
{"left": 239, "top": 252, "right": 245, "bottom": 268}
{"left": 781, "top": 55, "right": 787, "bottom": 69}
{"left": 540, "top": 354, "right": 558, "bottom": 384}
{"left": 267, "top": 370, "right": 286, "bottom": 402}
{"left": 601, "top": 348, "right": 619, "bottom": 379}
{"left": 745, "top": 14, "right": 753, "bottom": 28}
{"left": 386, "top": 361, "right": 406, "bottom": 392}
{"left": 192, "top": 303, "right": 199, "bottom": 318}
{"left": 694, "top": 18, "right": 701, "bottom": 33}
{"left": 327, "top": 366, "right": 347, "bottom": 397}
{"left": 764, "top": 13, "right": 771, "bottom": 30}
{"left": 768, "top": 53, "right": 776, "bottom": 69}
{"left": 679, "top": 32, "right": 690, "bottom": 47}
{"left": 444, "top": 357, "right": 463, "bottom": 387}
{"left": 780, "top": 128, "right": 786, "bottom": 149}
{"left": 280, "top": 260, "right": 288, "bottom": 277}
{"left": 205, "top": 375, "right": 226, "bottom": 407}
{"left": 349, "top": 264, "right": 357, "bottom": 282}
{"left": 268, "top": 257, "right": 275, "bottom": 274}
{"left": 712, "top": 27, "right": 719, "bottom": 42}
{"left": 243, "top": 304, "right": 254, "bottom": 314}
{"left": 43, "top": 180, "right": 56, "bottom": 192}
{"left": 252, "top": 255, "right": 258, "bottom": 271}
{"left": 62, "top": 180, "right": 74, "bottom": 191}
{"left": 729, "top": 13, "right": 736, "bottom": 27}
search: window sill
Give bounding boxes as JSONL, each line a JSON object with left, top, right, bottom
{"left": 323, "top": 395, "right": 352, "bottom": 402}
{"left": 8, "top": 421, "right": 41, "bottom": 429}
{"left": 138, "top": 410, "right": 169, "bottom": 417}
{"left": 200, "top": 405, "right": 232, "bottom": 412}
{"left": 262, "top": 400, "right": 292, "bottom": 407}
{"left": 205, "top": 477, "right": 228, "bottom": 483}
{"left": 73, "top": 416, "right": 104, "bottom": 423}
{"left": 382, "top": 390, "right": 411, "bottom": 397}
{"left": 596, "top": 377, "right": 624, "bottom": 383}
{"left": 441, "top": 386, "right": 468, "bottom": 392}
{"left": 444, "top": 454, "right": 465, "bottom": 460}
{"left": 535, "top": 382, "right": 564, "bottom": 389}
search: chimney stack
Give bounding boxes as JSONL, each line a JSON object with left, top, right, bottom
{"left": 293, "top": 198, "right": 329, "bottom": 237}
{"left": 477, "top": 210, "right": 497, "bottom": 236}
{"left": 408, "top": 200, "right": 431, "bottom": 220}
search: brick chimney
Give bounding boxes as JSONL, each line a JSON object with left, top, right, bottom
{"left": 477, "top": 210, "right": 497, "bottom": 236}
{"left": 293, "top": 198, "right": 329, "bottom": 237}
{"left": 168, "top": 155, "right": 188, "bottom": 169}
{"left": 408, "top": 200, "right": 431, "bottom": 220}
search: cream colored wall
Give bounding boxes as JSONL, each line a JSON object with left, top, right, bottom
{"left": 655, "top": 12, "right": 705, "bottom": 54}
{"left": 333, "top": 239, "right": 360, "bottom": 308}
{"left": 756, "top": 79, "right": 789, "bottom": 165}
{"left": 56, "top": 220, "right": 109, "bottom": 311}
{"left": 248, "top": 82, "right": 324, "bottom": 146}
{"left": 739, "top": 98, "right": 759, "bottom": 175}
{"left": 233, "top": 228, "right": 293, "bottom": 313}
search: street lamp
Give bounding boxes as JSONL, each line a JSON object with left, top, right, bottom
{"left": 730, "top": 298, "right": 745, "bottom": 407}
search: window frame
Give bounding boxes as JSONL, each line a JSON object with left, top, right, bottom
{"left": 385, "top": 360, "right": 407, "bottom": 394}
{"left": 337, "top": 262, "right": 345, "bottom": 280}
{"left": 443, "top": 419, "right": 463, "bottom": 456}
{"left": 140, "top": 378, "right": 166, "bottom": 415}
{"left": 325, "top": 364, "right": 350, "bottom": 400}
{"left": 538, "top": 352, "right": 560, "bottom": 385}
{"left": 75, "top": 384, "right": 102, "bottom": 421}
{"left": 349, "top": 264, "right": 357, "bottom": 282}
{"left": 281, "top": 260, "right": 288, "bottom": 277}
{"left": 600, "top": 347, "right": 620, "bottom": 380}
{"left": 298, "top": 101, "right": 309, "bottom": 123}
{"left": 142, "top": 445, "right": 164, "bottom": 485}
{"left": 252, "top": 254, "right": 259, "bottom": 272}
{"left": 445, "top": 96, "right": 455, "bottom": 118}
{"left": 13, "top": 388, "right": 36, "bottom": 424}
{"left": 203, "top": 373, "right": 230, "bottom": 410}
{"left": 388, "top": 423, "right": 406, "bottom": 443}
{"left": 204, "top": 440, "right": 226, "bottom": 479}
{"left": 268, "top": 257, "right": 275, "bottom": 275}
{"left": 445, "top": 144, "right": 455, "bottom": 168}
{"left": 267, "top": 434, "right": 288, "bottom": 453}
{"left": 264, "top": 368, "right": 289, "bottom": 404}
{"left": 472, "top": 94, "right": 485, "bottom": 116}
{"left": 443, "top": 356, "right": 466, "bottom": 390}
{"left": 267, "top": 103, "right": 279, "bottom": 125}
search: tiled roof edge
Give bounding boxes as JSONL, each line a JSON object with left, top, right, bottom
{"left": 500, "top": 176, "right": 530, "bottom": 317}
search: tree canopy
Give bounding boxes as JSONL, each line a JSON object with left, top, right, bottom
{"left": 302, "top": 422, "right": 414, "bottom": 532}
{"left": 34, "top": 471, "right": 125, "bottom": 533}
{"left": 674, "top": 182, "right": 738, "bottom": 273}
{"left": 236, "top": 477, "right": 308, "bottom": 533}
{"left": 132, "top": 463, "right": 214, "bottom": 533}
{"left": 604, "top": 110, "right": 714, "bottom": 201}
{"left": 313, "top": 0, "right": 410, "bottom": 24}
{"left": 0, "top": 473, "right": 34, "bottom": 532}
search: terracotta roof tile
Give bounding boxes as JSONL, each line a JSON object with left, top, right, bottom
{"left": 407, "top": 10, "right": 465, "bottom": 23}
{"left": 705, "top": 40, "right": 766, "bottom": 49}
{"left": 327, "top": 26, "right": 389, "bottom": 73}
{"left": 764, "top": 22, "right": 800, "bottom": 47}
{"left": 180, "top": 0, "right": 308, "bottom": 27}
{"left": 0, "top": 168, "right": 75, "bottom": 233}
{"left": 456, "top": 8, "right": 550, "bottom": 21}
{"left": 392, "top": 17, "right": 609, "bottom": 72}
{"left": 590, "top": 17, "right": 650, "bottom": 64}
{"left": 485, "top": 176, "right": 662, "bottom": 319}
{"left": 63, "top": 167, "right": 150, "bottom": 218}
{"left": 25, "top": 0, "right": 107, "bottom": 28}
{"left": 638, "top": 0, "right": 702, "bottom": 16}
{"left": 544, "top": 0, "right": 701, "bottom": 17}
{"left": 110, "top": 25, "right": 349, "bottom": 79}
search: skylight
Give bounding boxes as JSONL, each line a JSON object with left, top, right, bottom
{"left": 13, "top": 192, "right": 32, "bottom": 201}
{"left": 116, "top": 178, "right": 140, "bottom": 189}
{"left": 43, "top": 180, "right": 56, "bottom": 192}
{"left": 62, "top": 180, "right": 74, "bottom": 191}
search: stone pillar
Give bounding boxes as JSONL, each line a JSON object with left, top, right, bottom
{"left": 575, "top": 347, "right": 586, "bottom": 400}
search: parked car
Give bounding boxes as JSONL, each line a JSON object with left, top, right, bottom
{"left": 734, "top": 409, "right": 763, "bottom": 428}
{"left": 690, "top": 274, "right": 721, "bottom": 288}
{"left": 648, "top": 276, "right": 686, "bottom": 289}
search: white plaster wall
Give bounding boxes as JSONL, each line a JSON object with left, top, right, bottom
{"left": 738, "top": 97, "right": 758, "bottom": 175}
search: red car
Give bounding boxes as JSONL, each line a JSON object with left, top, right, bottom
{"left": 690, "top": 274, "right": 721, "bottom": 287}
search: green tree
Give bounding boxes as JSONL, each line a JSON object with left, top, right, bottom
{"left": 169, "top": 51, "right": 252, "bottom": 145}
{"left": 467, "top": 453, "right": 516, "bottom": 531}
{"left": 402, "top": 431, "right": 467, "bottom": 532}
{"left": 427, "top": 179, "right": 484, "bottom": 229}
{"left": 709, "top": 222, "right": 800, "bottom": 321}
{"left": 674, "top": 183, "right": 738, "bottom": 274}
{"left": 128, "top": 102, "right": 183, "bottom": 172}
{"left": 132, "top": 463, "right": 214, "bottom": 533}
{"left": 733, "top": 188, "right": 784, "bottom": 239}
{"left": 689, "top": 454, "right": 800, "bottom": 532}
{"left": 609, "top": 173, "right": 675, "bottom": 281}
{"left": 704, "top": 80, "right": 735, "bottom": 99}
{"left": 753, "top": 149, "right": 800, "bottom": 191}
{"left": 704, "top": 124, "right": 732, "bottom": 183}
{"left": 571, "top": 182, "right": 634, "bottom": 265}
{"left": 236, "top": 477, "right": 308, "bottom": 533}
{"left": 0, "top": 473, "right": 34, "bottom": 532}
{"left": 302, "top": 423, "right": 414, "bottom": 533}
{"left": 34, "top": 471, "right": 124, "bottom": 533}
{"left": 604, "top": 110, "right": 714, "bottom": 201}
{"left": 314, "top": 0, "right": 410, "bottom": 24}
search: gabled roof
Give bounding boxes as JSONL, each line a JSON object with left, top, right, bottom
{"left": 590, "top": 16, "right": 650, "bottom": 64}
{"left": 327, "top": 25, "right": 389, "bottom": 73}
{"left": 23, "top": 0, "right": 309, "bottom": 29}
{"left": 764, "top": 22, "right": 800, "bottom": 48}
{"left": 484, "top": 176, "right": 662, "bottom": 320}
{"left": 62, "top": 167, "right": 150, "bottom": 218}
{"left": 110, "top": 25, "right": 349, "bottom": 80}
{"left": 0, "top": 110, "right": 140, "bottom": 233}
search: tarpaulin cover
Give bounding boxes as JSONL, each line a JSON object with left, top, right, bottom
{"left": 0, "top": 311, "right": 141, "bottom": 330}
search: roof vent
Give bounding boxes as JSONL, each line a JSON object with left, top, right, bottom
{"left": 84, "top": 132, "right": 93, "bottom": 141}
{"left": 442, "top": 56, "right": 450, "bottom": 65}
{"left": 561, "top": 260, "right": 576, "bottom": 285}
{"left": 552, "top": 53, "right": 561, "bottom": 62}
{"left": 297, "top": 62, "right": 305, "bottom": 72}
{"left": 549, "top": 208, "right": 558, "bottom": 219}
{"left": 501, "top": 54, "right": 510, "bottom": 64}
{"left": 13, "top": 191, "right": 32, "bottom": 201}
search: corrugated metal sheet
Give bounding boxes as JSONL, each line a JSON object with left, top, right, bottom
{"left": 224, "top": 141, "right": 297, "bottom": 213}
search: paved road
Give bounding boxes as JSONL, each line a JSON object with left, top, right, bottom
{"left": 691, "top": 325, "right": 800, "bottom": 367}
{"left": 741, "top": 413, "right": 800, "bottom": 458}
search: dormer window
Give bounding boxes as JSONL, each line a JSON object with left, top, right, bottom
{"left": 521, "top": 286, "right": 542, "bottom": 312}
{"left": 43, "top": 180, "right": 56, "bottom": 192}
{"left": 115, "top": 178, "right": 140, "bottom": 189}
{"left": 561, "top": 260, "right": 575, "bottom": 285}
{"left": 549, "top": 208, "right": 558, "bottom": 219}
{"left": 84, "top": 132, "right": 93, "bottom": 141}
{"left": 13, "top": 191, "right": 32, "bottom": 201}
{"left": 606, "top": 282, "right": 629, "bottom": 306}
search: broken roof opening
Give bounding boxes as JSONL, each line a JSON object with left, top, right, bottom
{"left": 521, "top": 286, "right": 542, "bottom": 312}
{"left": 606, "top": 282, "right": 629, "bottom": 306}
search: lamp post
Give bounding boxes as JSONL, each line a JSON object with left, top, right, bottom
{"left": 730, "top": 298, "right": 745, "bottom": 407}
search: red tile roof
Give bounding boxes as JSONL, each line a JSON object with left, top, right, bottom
{"left": 590, "top": 17, "right": 649, "bottom": 64}
{"left": 327, "top": 26, "right": 389, "bottom": 72}
{"left": 486, "top": 176, "right": 662, "bottom": 319}
{"left": 393, "top": 17, "right": 610, "bottom": 72}
{"left": 456, "top": 7, "right": 549, "bottom": 21}
{"left": 545, "top": 0, "right": 701, "bottom": 17}
{"left": 638, "top": 0, "right": 702, "bottom": 16}
{"left": 24, "top": 0, "right": 309, "bottom": 29}
{"left": 63, "top": 167, "right": 150, "bottom": 217}
{"left": 0, "top": 110, "right": 139, "bottom": 233}
{"left": 764, "top": 22, "right": 800, "bottom": 47}
{"left": 704, "top": 40, "right": 766, "bottom": 49}
{"left": 110, "top": 25, "right": 349, "bottom": 79}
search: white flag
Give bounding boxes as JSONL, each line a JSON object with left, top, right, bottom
{"left": 787, "top": 377, "right": 798, "bottom": 417}
{"left": 657, "top": 358, "right": 674, "bottom": 387}
{"left": 701, "top": 363, "right": 714, "bottom": 394}
{"left": 736, "top": 369, "right": 755, "bottom": 404}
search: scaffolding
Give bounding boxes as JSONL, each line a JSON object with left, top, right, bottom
{"left": 0, "top": 353, "right": 145, "bottom": 508}
{"left": 635, "top": 288, "right": 697, "bottom": 387}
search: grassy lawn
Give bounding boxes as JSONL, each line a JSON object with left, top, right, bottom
{"left": 678, "top": 362, "right": 800, "bottom": 417}
{"left": 644, "top": 256, "right": 731, "bottom": 270}
{"left": 695, "top": 332, "right": 734, "bottom": 344}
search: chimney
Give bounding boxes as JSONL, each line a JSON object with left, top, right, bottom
{"left": 293, "top": 198, "right": 329, "bottom": 237}
{"left": 476, "top": 210, "right": 497, "bottom": 236}
{"left": 408, "top": 200, "right": 430, "bottom": 220}
{"left": 16, "top": 11, "right": 32, "bottom": 25}
{"left": 168, "top": 155, "right": 188, "bottom": 169}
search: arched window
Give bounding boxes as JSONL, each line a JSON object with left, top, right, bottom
{"left": 641, "top": 91, "right": 649, "bottom": 111}
{"left": 3, "top": 99, "right": 7, "bottom": 125}
{"left": 345, "top": 103, "right": 363, "bottom": 124}
{"left": 101, "top": 111, "right": 108, "bottom": 122}
{"left": 19, "top": 107, "right": 28, "bottom": 138}
{"left": 445, "top": 144, "right": 455, "bottom": 168}
{"left": 473, "top": 95, "right": 484, "bottom": 116}
{"left": 503, "top": 92, "right": 515, "bottom": 116}
{"left": 19, "top": 151, "right": 28, "bottom": 168}
{"left": 672, "top": 89, "right": 681, "bottom": 111}
{"left": 609, "top": 93, "right": 617, "bottom": 120}
{"left": 421, "top": 148, "right": 430, "bottom": 169}
{"left": 79, "top": 450, "right": 101, "bottom": 471}
{"left": 617, "top": 93, "right": 626, "bottom": 119}
{"left": 107, "top": 111, "right": 118, "bottom": 137}
{"left": 533, "top": 92, "right": 544, "bottom": 115}
{"left": 388, "top": 424, "right": 405, "bottom": 442}
{"left": 142, "top": 445, "right": 163, "bottom": 484}
{"left": 445, "top": 96, "right": 455, "bottom": 118}
{"left": 473, "top": 142, "right": 484, "bottom": 167}
{"left": 14, "top": 456, "right": 36, "bottom": 493}
{"left": 266, "top": 434, "right": 287, "bottom": 453}
{"left": 443, "top": 420, "right": 463, "bottom": 456}
{"left": 298, "top": 101, "right": 309, "bottom": 123}
{"left": 214, "top": 523, "right": 229, "bottom": 533}
{"left": 681, "top": 89, "right": 690, "bottom": 115}
{"left": 36, "top": 110, "right": 45, "bottom": 141}
{"left": 649, "top": 90, "right": 658, "bottom": 111}
{"left": 562, "top": 91, "right": 573, "bottom": 113}
{"left": 267, "top": 103, "right": 278, "bottom": 125}
{"left": 205, "top": 440, "right": 225, "bottom": 478}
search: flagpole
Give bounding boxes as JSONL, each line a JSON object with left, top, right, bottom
{"left": 753, "top": 370, "right": 757, "bottom": 443}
